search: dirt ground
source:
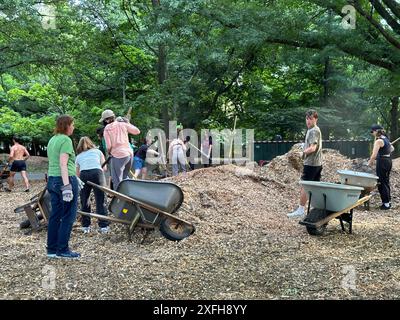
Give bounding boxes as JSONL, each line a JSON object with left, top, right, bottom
{"left": 0, "top": 148, "right": 399, "bottom": 300}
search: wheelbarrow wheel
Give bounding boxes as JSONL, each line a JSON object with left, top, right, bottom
{"left": 19, "top": 213, "right": 44, "bottom": 229}
{"left": 20, "top": 219, "right": 31, "bottom": 229}
{"left": 304, "top": 208, "right": 328, "bottom": 236}
{"left": 159, "top": 217, "right": 195, "bottom": 241}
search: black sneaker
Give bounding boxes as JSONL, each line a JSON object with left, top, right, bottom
{"left": 380, "top": 204, "right": 391, "bottom": 210}
{"left": 25, "top": 189, "right": 30, "bottom": 192}
{"left": 4, "top": 187, "right": 11, "bottom": 192}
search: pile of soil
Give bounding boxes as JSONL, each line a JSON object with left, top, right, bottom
{"left": 0, "top": 146, "right": 399, "bottom": 300}
{"left": 0, "top": 154, "right": 48, "bottom": 173}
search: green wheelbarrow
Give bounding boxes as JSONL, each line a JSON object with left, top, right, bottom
{"left": 78, "top": 179, "right": 195, "bottom": 242}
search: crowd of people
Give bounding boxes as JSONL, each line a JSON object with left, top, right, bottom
{"left": 39, "top": 110, "right": 214, "bottom": 259}
{"left": 3, "top": 108, "right": 395, "bottom": 259}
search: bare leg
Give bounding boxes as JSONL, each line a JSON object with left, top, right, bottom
{"left": 21, "top": 170, "right": 30, "bottom": 190}
{"left": 7, "top": 172, "right": 16, "bottom": 190}
{"left": 300, "top": 187, "right": 307, "bottom": 207}
{"left": 141, "top": 167, "right": 147, "bottom": 180}
{"left": 134, "top": 168, "right": 141, "bottom": 179}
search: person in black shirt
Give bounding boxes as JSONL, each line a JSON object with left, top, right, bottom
{"left": 133, "top": 137, "right": 159, "bottom": 179}
{"left": 201, "top": 130, "right": 213, "bottom": 168}
{"left": 184, "top": 136, "right": 195, "bottom": 171}
{"left": 368, "top": 124, "right": 393, "bottom": 210}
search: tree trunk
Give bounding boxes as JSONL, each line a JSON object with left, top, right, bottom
{"left": 122, "top": 75, "right": 126, "bottom": 109}
{"left": 390, "top": 96, "right": 399, "bottom": 158}
{"left": 323, "top": 56, "right": 330, "bottom": 102}
{"left": 320, "top": 55, "right": 330, "bottom": 139}
{"left": 152, "top": 0, "right": 169, "bottom": 137}
{"left": 158, "top": 44, "right": 169, "bottom": 136}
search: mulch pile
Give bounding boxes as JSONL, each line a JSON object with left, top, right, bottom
{"left": 0, "top": 145, "right": 399, "bottom": 299}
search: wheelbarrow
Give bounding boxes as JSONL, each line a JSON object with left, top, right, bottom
{"left": 0, "top": 162, "right": 11, "bottom": 191}
{"left": 77, "top": 179, "right": 195, "bottom": 242}
{"left": 14, "top": 188, "right": 51, "bottom": 233}
{"left": 298, "top": 181, "right": 371, "bottom": 236}
{"left": 337, "top": 170, "right": 378, "bottom": 210}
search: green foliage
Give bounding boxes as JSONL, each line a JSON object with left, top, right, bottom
{"left": 0, "top": 0, "right": 399, "bottom": 146}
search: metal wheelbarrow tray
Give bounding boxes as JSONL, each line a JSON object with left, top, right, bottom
{"left": 298, "top": 181, "right": 370, "bottom": 236}
{"left": 78, "top": 179, "right": 195, "bottom": 241}
{"left": 14, "top": 188, "right": 51, "bottom": 233}
{"left": 0, "top": 163, "right": 11, "bottom": 190}
{"left": 337, "top": 170, "right": 378, "bottom": 189}
{"left": 337, "top": 170, "right": 378, "bottom": 210}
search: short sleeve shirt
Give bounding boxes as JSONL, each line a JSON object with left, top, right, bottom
{"left": 304, "top": 125, "right": 322, "bottom": 166}
{"left": 75, "top": 148, "right": 103, "bottom": 171}
{"left": 47, "top": 134, "right": 76, "bottom": 176}
{"left": 135, "top": 144, "right": 149, "bottom": 160}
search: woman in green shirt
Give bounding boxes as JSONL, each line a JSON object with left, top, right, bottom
{"left": 46, "top": 115, "right": 80, "bottom": 259}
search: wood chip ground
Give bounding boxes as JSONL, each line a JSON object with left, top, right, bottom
{"left": 1, "top": 147, "right": 399, "bottom": 299}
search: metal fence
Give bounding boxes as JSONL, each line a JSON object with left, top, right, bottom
{"left": 1, "top": 139, "right": 372, "bottom": 162}
{"left": 254, "top": 140, "right": 372, "bottom": 162}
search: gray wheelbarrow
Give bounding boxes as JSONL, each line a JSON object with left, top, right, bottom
{"left": 298, "top": 181, "right": 371, "bottom": 236}
{"left": 337, "top": 170, "right": 378, "bottom": 210}
{"left": 78, "top": 179, "right": 195, "bottom": 242}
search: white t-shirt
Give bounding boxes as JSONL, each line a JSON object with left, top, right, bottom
{"left": 75, "top": 148, "right": 103, "bottom": 171}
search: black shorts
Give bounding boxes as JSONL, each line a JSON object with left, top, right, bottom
{"left": 10, "top": 160, "right": 27, "bottom": 172}
{"left": 301, "top": 165, "right": 322, "bottom": 181}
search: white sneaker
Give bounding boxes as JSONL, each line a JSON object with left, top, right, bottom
{"left": 99, "top": 227, "right": 110, "bottom": 234}
{"left": 287, "top": 207, "right": 305, "bottom": 218}
{"left": 81, "top": 227, "right": 91, "bottom": 234}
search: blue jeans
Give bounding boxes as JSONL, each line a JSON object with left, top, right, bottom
{"left": 46, "top": 176, "right": 78, "bottom": 254}
{"left": 79, "top": 169, "right": 108, "bottom": 228}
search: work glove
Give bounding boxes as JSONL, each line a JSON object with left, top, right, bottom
{"left": 61, "top": 184, "right": 73, "bottom": 202}
{"left": 77, "top": 177, "right": 85, "bottom": 191}
{"left": 116, "top": 116, "right": 129, "bottom": 123}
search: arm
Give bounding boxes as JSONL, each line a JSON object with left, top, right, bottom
{"left": 303, "top": 143, "right": 318, "bottom": 156}
{"left": 23, "top": 147, "right": 30, "bottom": 160}
{"left": 126, "top": 123, "right": 140, "bottom": 135}
{"left": 368, "top": 139, "right": 384, "bottom": 166}
{"left": 104, "top": 129, "right": 112, "bottom": 155}
{"left": 147, "top": 149, "right": 159, "bottom": 156}
{"left": 8, "top": 147, "right": 14, "bottom": 162}
{"left": 60, "top": 153, "right": 70, "bottom": 186}
{"left": 76, "top": 164, "right": 80, "bottom": 178}
{"left": 180, "top": 140, "right": 187, "bottom": 152}
{"left": 100, "top": 152, "right": 107, "bottom": 171}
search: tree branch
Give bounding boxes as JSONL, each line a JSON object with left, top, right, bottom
{"left": 122, "top": 0, "right": 157, "bottom": 55}
{"left": 352, "top": 0, "right": 400, "bottom": 50}
{"left": 86, "top": 3, "right": 138, "bottom": 69}
{"left": 383, "top": 0, "right": 400, "bottom": 20}
{"left": 264, "top": 37, "right": 397, "bottom": 71}
{"left": 370, "top": 0, "right": 400, "bottom": 35}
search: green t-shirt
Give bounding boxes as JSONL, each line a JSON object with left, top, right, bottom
{"left": 47, "top": 134, "right": 76, "bottom": 177}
